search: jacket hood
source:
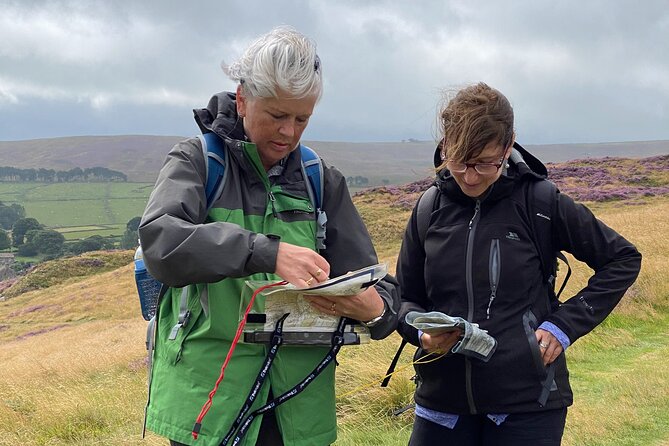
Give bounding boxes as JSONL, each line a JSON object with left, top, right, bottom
{"left": 434, "top": 141, "right": 548, "bottom": 203}
{"left": 193, "top": 91, "right": 246, "bottom": 141}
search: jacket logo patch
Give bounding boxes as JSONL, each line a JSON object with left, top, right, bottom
{"left": 505, "top": 231, "right": 520, "bottom": 241}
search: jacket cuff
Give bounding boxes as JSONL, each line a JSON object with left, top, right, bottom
{"left": 247, "top": 233, "right": 281, "bottom": 273}
{"left": 417, "top": 329, "right": 425, "bottom": 349}
{"left": 539, "top": 321, "right": 571, "bottom": 351}
{"left": 367, "top": 282, "right": 400, "bottom": 340}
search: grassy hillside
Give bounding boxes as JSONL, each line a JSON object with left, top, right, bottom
{"left": 1, "top": 157, "right": 668, "bottom": 445}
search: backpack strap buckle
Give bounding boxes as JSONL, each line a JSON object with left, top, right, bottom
{"left": 168, "top": 287, "right": 191, "bottom": 340}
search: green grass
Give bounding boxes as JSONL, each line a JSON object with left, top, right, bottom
{"left": 563, "top": 312, "right": 669, "bottom": 445}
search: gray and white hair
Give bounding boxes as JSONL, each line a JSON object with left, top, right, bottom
{"left": 224, "top": 26, "right": 322, "bottom": 100}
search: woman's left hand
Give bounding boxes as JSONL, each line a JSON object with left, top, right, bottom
{"left": 535, "top": 329, "right": 563, "bottom": 366}
{"left": 305, "top": 287, "right": 385, "bottom": 323}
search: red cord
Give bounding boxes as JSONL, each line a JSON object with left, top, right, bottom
{"left": 192, "top": 280, "right": 288, "bottom": 440}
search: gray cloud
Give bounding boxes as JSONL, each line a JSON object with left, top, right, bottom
{"left": 0, "top": 0, "right": 667, "bottom": 144}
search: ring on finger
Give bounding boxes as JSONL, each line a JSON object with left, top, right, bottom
{"left": 315, "top": 268, "right": 323, "bottom": 277}
{"left": 330, "top": 302, "right": 336, "bottom": 314}
{"left": 305, "top": 277, "right": 314, "bottom": 286}
{"left": 539, "top": 342, "right": 549, "bottom": 349}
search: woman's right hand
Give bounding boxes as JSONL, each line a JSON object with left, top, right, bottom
{"left": 275, "top": 242, "right": 331, "bottom": 288}
{"left": 420, "top": 330, "right": 462, "bottom": 354}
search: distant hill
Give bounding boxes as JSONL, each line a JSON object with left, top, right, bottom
{"left": 0, "top": 136, "right": 667, "bottom": 184}
{"left": 0, "top": 135, "right": 181, "bottom": 183}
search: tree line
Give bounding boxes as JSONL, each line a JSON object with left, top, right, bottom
{"left": 0, "top": 166, "right": 127, "bottom": 182}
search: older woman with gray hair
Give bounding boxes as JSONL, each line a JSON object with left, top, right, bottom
{"left": 139, "top": 27, "right": 398, "bottom": 446}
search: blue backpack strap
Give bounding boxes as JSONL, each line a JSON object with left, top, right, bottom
{"left": 299, "top": 144, "right": 327, "bottom": 251}
{"left": 198, "top": 132, "right": 229, "bottom": 211}
{"left": 167, "top": 133, "right": 227, "bottom": 342}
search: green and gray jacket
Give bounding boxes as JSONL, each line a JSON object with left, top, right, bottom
{"left": 138, "top": 92, "right": 399, "bottom": 446}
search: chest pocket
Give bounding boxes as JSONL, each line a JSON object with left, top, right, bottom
{"left": 480, "top": 221, "right": 542, "bottom": 310}
{"left": 266, "top": 187, "right": 317, "bottom": 250}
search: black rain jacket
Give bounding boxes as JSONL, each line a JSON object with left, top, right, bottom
{"left": 396, "top": 146, "right": 641, "bottom": 414}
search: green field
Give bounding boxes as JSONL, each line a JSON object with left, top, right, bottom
{"left": 0, "top": 181, "right": 368, "bottom": 241}
{"left": 0, "top": 182, "right": 154, "bottom": 239}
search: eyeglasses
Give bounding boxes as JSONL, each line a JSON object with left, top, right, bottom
{"left": 446, "top": 158, "right": 505, "bottom": 175}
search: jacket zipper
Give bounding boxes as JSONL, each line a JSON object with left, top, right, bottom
{"left": 464, "top": 200, "right": 481, "bottom": 414}
{"left": 487, "top": 239, "right": 500, "bottom": 319}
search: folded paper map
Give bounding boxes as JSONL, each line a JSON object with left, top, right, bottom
{"left": 406, "top": 311, "right": 497, "bottom": 362}
{"left": 242, "top": 263, "right": 388, "bottom": 344}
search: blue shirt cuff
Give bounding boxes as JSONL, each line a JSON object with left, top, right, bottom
{"left": 415, "top": 405, "right": 459, "bottom": 429}
{"left": 539, "top": 321, "right": 571, "bottom": 350}
{"left": 418, "top": 329, "right": 424, "bottom": 349}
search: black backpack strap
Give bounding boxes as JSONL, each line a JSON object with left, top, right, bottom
{"left": 416, "top": 185, "right": 439, "bottom": 247}
{"left": 381, "top": 338, "right": 408, "bottom": 388}
{"left": 381, "top": 186, "right": 439, "bottom": 388}
{"left": 527, "top": 178, "right": 571, "bottom": 299}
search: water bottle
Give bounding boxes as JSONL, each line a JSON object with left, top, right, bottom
{"left": 134, "top": 244, "right": 162, "bottom": 321}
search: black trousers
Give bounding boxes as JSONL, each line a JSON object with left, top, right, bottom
{"left": 170, "top": 408, "right": 284, "bottom": 446}
{"left": 408, "top": 408, "right": 567, "bottom": 446}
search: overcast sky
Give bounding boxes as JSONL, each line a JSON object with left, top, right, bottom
{"left": 1, "top": 0, "right": 667, "bottom": 144}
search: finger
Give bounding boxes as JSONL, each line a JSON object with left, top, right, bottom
{"left": 313, "top": 256, "right": 331, "bottom": 278}
{"left": 546, "top": 344, "right": 562, "bottom": 365}
{"left": 309, "top": 267, "right": 328, "bottom": 284}
{"left": 432, "top": 330, "right": 461, "bottom": 343}
{"left": 307, "top": 302, "right": 330, "bottom": 315}
{"left": 306, "top": 297, "right": 339, "bottom": 316}
{"left": 540, "top": 343, "right": 550, "bottom": 364}
{"left": 303, "top": 258, "right": 330, "bottom": 286}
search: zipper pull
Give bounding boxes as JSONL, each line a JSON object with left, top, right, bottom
{"left": 469, "top": 201, "right": 481, "bottom": 230}
{"left": 486, "top": 291, "right": 496, "bottom": 320}
{"left": 268, "top": 191, "right": 278, "bottom": 217}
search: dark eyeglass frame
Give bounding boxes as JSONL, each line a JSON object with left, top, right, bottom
{"left": 446, "top": 157, "right": 505, "bottom": 175}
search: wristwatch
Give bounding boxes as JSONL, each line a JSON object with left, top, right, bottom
{"left": 362, "top": 304, "right": 387, "bottom": 327}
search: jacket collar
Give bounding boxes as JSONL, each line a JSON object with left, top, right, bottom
{"left": 193, "top": 91, "right": 246, "bottom": 141}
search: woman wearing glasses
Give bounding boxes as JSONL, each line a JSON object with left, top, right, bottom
{"left": 395, "top": 83, "right": 641, "bottom": 445}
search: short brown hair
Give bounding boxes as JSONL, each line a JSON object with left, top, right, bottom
{"left": 438, "top": 83, "right": 514, "bottom": 169}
